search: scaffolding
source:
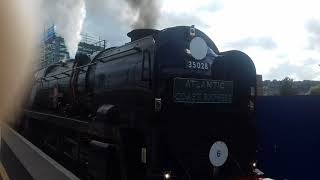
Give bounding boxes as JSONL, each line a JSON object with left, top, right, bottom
{"left": 78, "top": 33, "right": 106, "bottom": 55}
{"left": 39, "top": 25, "right": 107, "bottom": 69}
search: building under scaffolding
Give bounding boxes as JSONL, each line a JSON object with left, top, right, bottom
{"left": 78, "top": 33, "right": 106, "bottom": 55}
{"left": 39, "top": 25, "right": 106, "bottom": 68}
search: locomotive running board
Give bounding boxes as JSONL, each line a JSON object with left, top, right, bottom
{"left": 23, "top": 110, "right": 89, "bottom": 134}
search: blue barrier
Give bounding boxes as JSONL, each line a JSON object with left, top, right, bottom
{"left": 256, "top": 96, "right": 320, "bottom": 180}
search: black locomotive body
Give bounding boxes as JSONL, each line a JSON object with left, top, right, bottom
{"left": 27, "top": 26, "right": 257, "bottom": 180}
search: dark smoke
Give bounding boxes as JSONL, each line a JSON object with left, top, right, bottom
{"left": 124, "top": 0, "right": 160, "bottom": 29}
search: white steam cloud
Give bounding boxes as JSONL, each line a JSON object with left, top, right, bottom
{"left": 41, "top": 0, "right": 86, "bottom": 58}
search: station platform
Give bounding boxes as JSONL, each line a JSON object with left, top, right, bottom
{"left": 0, "top": 123, "right": 79, "bottom": 180}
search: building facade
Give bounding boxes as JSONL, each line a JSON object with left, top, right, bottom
{"left": 256, "top": 74, "right": 263, "bottom": 96}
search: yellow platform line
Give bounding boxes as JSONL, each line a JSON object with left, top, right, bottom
{"left": 0, "top": 161, "right": 10, "bottom": 180}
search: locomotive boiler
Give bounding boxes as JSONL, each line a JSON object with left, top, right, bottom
{"left": 25, "top": 26, "right": 258, "bottom": 180}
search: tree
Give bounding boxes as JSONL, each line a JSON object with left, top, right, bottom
{"left": 308, "top": 85, "right": 320, "bottom": 95}
{"left": 279, "top": 77, "right": 296, "bottom": 96}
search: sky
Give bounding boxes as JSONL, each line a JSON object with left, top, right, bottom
{"left": 48, "top": 0, "right": 320, "bottom": 80}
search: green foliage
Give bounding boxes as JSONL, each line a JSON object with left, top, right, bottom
{"left": 279, "top": 77, "right": 296, "bottom": 96}
{"left": 309, "top": 85, "right": 320, "bottom": 95}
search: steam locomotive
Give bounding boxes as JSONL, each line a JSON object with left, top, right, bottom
{"left": 24, "top": 26, "right": 258, "bottom": 180}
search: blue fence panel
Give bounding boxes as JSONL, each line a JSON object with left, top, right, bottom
{"left": 256, "top": 96, "right": 320, "bottom": 180}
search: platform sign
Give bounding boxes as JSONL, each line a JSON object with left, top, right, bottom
{"left": 173, "top": 77, "right": 233, "bottom": 103}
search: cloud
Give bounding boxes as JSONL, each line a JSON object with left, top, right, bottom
{"left": 199, "top": 1, "right": 223, "bottom": 12}
{"left": 83, "top": 0, "right": 132, "bottom": 45}
{"left": 158, "top": 13, "right": 209, "bottom": 30}
{"left": 161, "top": 0, "right": 222, "bottom": 14}
{"left": 82, "top": 0, "right": 219, "bottom": 45}
{"left": 224, "top": 37, "right": 277, "bottom": 50}
{"left": 265, "top": 61, "right": 320, "bottom": 80}
{"left": 305, "top": 19, "right": 320, "bottom": 50}
{"left": 41, "top": 0, "right": 319, "bottom": 81}
{"left": 159, "top": 0, "right": 222, "bottom": 32}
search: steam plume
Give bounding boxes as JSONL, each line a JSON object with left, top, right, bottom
{"left": 124, "top": 0, "right": 160, "bottom": 28}
{"left": 41, "top": 0, "right": 86, "bottom": 58}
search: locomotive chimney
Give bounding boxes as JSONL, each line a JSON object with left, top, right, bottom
{"left": 127, "top": 29, "right": 159, "bottom": 42}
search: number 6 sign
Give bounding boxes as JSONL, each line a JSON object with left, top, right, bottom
{"left": 209, "top": 141, "right": 229, "bottom": 167}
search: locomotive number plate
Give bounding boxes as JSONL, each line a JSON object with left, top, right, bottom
{"left": 186, "top": 60, "right": 209, "bottom": 70}
{"left": 173, "top": 78, "right": 233, "bottom": 103}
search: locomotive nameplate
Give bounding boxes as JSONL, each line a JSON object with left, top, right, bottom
{"left": 173, "top": 78, "right": 233, "bottom": 103}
